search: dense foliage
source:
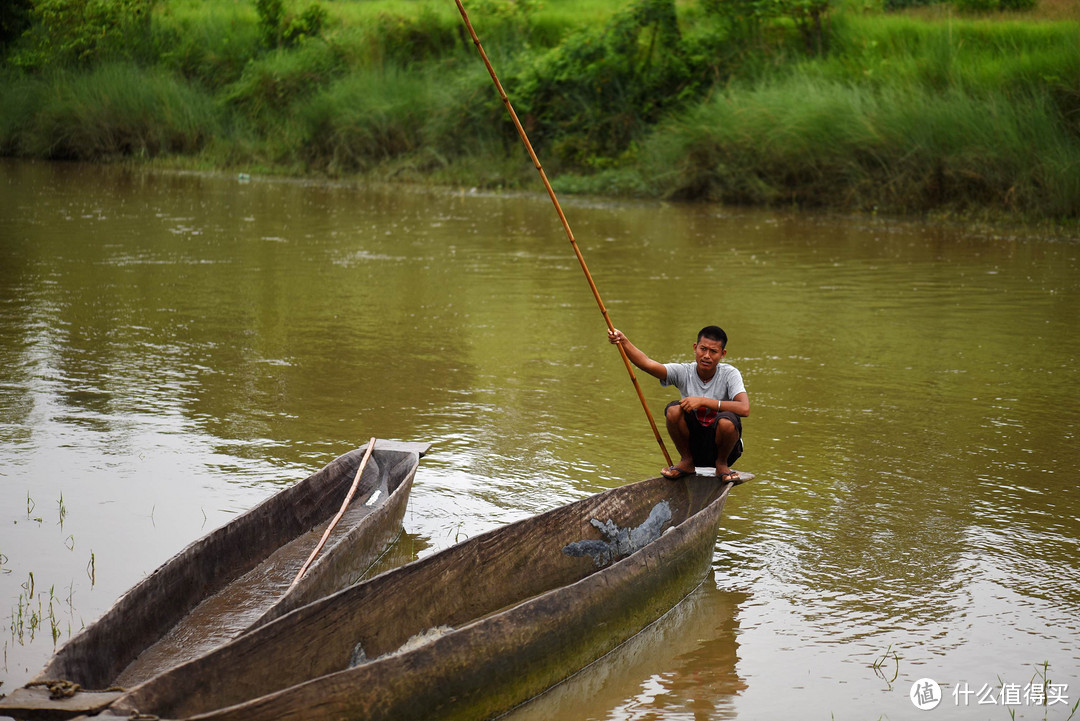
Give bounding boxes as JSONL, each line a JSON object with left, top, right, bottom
{"left": 0, "top": 0, "right": 1077, "bottom": 220}
{"left": 9, "top": 0, "right": 158, "bottom": 67}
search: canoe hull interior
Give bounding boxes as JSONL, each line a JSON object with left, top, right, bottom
{"left": 109, "top": 475, "right": 735, "bottom": 721}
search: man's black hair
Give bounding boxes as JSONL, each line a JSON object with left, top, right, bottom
{"left": 697, "top": 325, "right": 728, "bottom": 349}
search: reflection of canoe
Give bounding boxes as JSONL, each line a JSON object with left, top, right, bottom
{"left": 96, "top": 472, "right": 747, "bottom": 721}
{"left": 0, "top": 440, "right": 430, "bottom": 721}
{"left": 506, "top": 574, "right": 748, "bottom": 721}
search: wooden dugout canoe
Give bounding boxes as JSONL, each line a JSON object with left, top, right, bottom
{"left": 0, "top": 440, "right": 430, "bottom": 721}
{"left": 93, "top": 471, "right": 748, "bottom": 721}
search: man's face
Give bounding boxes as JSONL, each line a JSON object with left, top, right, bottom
{"left": 693, "top": 336, "right": 726, "bottom": 375}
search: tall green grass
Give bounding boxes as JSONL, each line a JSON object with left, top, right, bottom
{"left": 559, "top": 12, "right": 1080, "bottom": 218}
{"left": 317, "top": 0, "right": 615, "bottom": 51}
{"left": 824, "top": 14, "right": 1080, "bottom": 93}
{"left": 293, "top": 63, "right": 513, "bottom": 176}
{"left": 155, "top": 2, "right": 261, "bottom": 89}
{"left": 0, "top": 64, "right": 217, "bottom": 160}
{"left": 638, "top": 75, "right": 1080, "bottom": 216}
{"left": 296, "top": 67, "right": 446, "bottom": 173}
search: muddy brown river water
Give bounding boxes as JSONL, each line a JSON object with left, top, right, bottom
{"left": 2, "top": 159, "right": 1078, "bottom": 719}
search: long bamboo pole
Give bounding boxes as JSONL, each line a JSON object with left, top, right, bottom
{"left": 289, "top": 438, "right": 377, "bottom": 590}
{"left": 454, "top": 0, "right": 672, "bottom": 468}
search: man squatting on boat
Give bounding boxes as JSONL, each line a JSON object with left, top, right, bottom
{"left": 608, "top": 325, "right": 750, "bottom": 482}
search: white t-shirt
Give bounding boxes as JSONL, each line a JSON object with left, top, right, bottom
{"left": 661, "top": 362, "right": 746, "bottom": 425}
{"left": 661, "top": 362, "right": 746, "bottom": 401}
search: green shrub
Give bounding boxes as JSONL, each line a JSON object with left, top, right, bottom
{"left": 701, "top": 0, "right": 836, "bottom": 56}
{"left": 255, "top": 0, "right": 326, "bottom": 50}
{"left": 223, "top": 40, "right": 346, "bottom": 125}
{"left": 0, "top": 0, "right": 33, "bottom": 48}
{"left": 10, "top": 0, "right": 158, "bottom": 69}
{"left": 155, "top": 8, "right": 261, "bottom": 90}
{"left": 511, "top": 0, "right": 701, "bottom": 167}
{"left": 255, "top": 0, "right": 284, "bottom": 49}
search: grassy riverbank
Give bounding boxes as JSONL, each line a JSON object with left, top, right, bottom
{"left": 1, "top": 0, "right": 1078, "bottom": 221}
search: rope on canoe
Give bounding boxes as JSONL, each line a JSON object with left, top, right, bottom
{"left": 26, "top": 679, "right": 82, "bottom": 699}
{"left": 24, "top": 679, "right": 126, "bottom": 699}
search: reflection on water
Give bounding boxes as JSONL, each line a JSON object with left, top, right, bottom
{"left": 1, "top": 160, "right": 1079, "bottom": 719}
{"left": 508, "top": 576, "right": 748, "bottom": 721}
{"left": 354, "top": 529, "right": 432, "bottom": 583}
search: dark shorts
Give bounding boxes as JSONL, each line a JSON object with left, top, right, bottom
{"left": 667, "top": 401, "right": 743, "bottom": 467}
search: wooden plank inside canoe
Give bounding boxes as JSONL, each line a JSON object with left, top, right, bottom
{"left": 0, "top": 686, "right": 122, "bottom": 721}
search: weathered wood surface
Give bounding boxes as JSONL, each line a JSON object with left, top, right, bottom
{"left": 0, "top": 440, "right": 430, "bottom": 721}
{"left": 99, "top": 473, "right": 740, "bottom": 721}
{"left": 0, "top": 686, "right": 122, "bottom": 721}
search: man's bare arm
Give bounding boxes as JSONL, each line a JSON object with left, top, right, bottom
{"left": 608, "top": 329, "right": 667, "bottom": 380}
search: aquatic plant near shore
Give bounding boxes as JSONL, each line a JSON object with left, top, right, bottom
{"left": 8, "top": 575, "right": 75, "bottom": 649}
{"left": 871, "top": 643, "right": 900, "bottom": 684}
